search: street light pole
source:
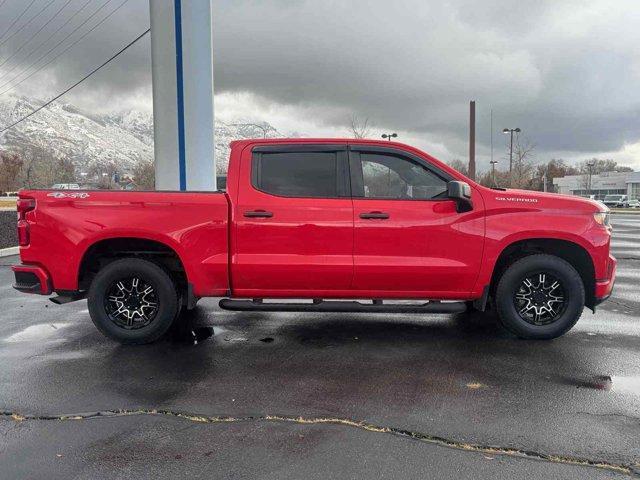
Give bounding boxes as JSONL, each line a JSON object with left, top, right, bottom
{"left": 502, "top": 127, "right": 521, "bottom": 174}
{"left": 587, "top": 161, "right": 596, "bottom": 198}
{"left": 381, "top": 133, "right": 397, "bottom": 141}
{"left": 469, "top": 100, "right": 476, "bottom": 181}
{"left": 490, "top": 160, "right": 498, "bottom": 187}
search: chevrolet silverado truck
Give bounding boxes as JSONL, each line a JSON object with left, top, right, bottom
{"left": 12, "top": 139, "right": 616, "bottom": 344}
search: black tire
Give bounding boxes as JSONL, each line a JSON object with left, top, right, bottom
{"left": 88, "top": 258, "right": 179, "bottom": 344}
{"left": 495, "top": 254, "right": 584, "bottom": 339}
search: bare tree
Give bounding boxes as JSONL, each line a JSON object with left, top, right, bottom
{"left": 578, "top": 158, "right": 632, "bottom": 175}
{"left": 446, "top": 159, "right": 468, "bottom": 177}
{"left": 132, "top": 160, "right": 155, "bottom": 190}
{"left": 350, "top": 114, "right": 371, "bottom": 139}
{"left": 0, "top": 151, "right": 23, "bottom": 193}
{"left": 533, "top": 159, "right": 578, "bottom": 192}
{"left": 478, "top": 168, "right": 511, "bottom": 189}
{"left": 509, "top": 135, "right": 535, "bottom": 188}
{"left": 18, "top": 143, "right": 51, "bottom": 188}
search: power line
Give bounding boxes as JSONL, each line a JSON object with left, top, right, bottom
{"left": 0, "top": 28, "right": 150, "bottom": 133}
{"left": 0, "top": 0, "right": 75, "bottom": 69}
{"left": 0, "top": 0, "right": 114, "bottom": 85}
{"left": 0, "top": 0, "right": 122, "bottom": 91}
{"left": 0, "top": 0, "right": 37, "bottom": 44}
{"left": 0, "top": 0, "right": 94, "bottom": 78}
{"left": 0, "top": 0, "right": 57, "bottom": 50}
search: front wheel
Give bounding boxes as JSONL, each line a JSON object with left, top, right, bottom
{"left": 88, "top": 258, "right": 179, "bottom": 344}
{"left": 495, "top": 254, "right": 585, "bottom": 339}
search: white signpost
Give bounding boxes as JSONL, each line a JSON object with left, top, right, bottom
{"left": 149, "top": 0, "right": 216, "bottom": 191}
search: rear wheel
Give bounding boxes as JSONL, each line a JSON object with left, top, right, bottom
{"left": 495, "top": 254, "right": 584, "bottom": 339}
{"left": 88, "top": 258, "right": 178, "bottom": 344}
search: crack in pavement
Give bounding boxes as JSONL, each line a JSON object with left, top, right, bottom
{"left": 1, "top": 409, "right": 637, "bottom": 476}
{"left": 606, "top": 299, "right": 640, "bottom": 311}
{"left": 577, "top": 411, "right": 640, "bottom": 422}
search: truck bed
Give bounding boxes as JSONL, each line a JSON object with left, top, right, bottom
{"left": 18, "top": 190, "right": 231, "bottom": 297}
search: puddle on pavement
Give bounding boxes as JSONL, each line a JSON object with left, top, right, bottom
{"left": 167, "top": 323, "right": 254, "bottom": 346}
{"left": 611, "top": 376, "right": 640, "bottom": 394}
{"left": 3, "top": 323, "right": 70, "bottom": 343}
{"left": 168, "top": 325, "right": 215, "bottom": 345}
{"left": 31, "top": 350, "right": 91, "bottom": 361}
{"left": 567, "top": 375, "right": 640, "bottom": 394}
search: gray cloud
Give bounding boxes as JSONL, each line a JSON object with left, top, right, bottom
{"left": 1, "top": 0, "right": 639, "bottom": 166}
{"left": 0, "top": 0, "right": 152, "bottom": 110}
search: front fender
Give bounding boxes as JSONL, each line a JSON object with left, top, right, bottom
{"left": 473, "top": 211, "right": 605, "bottom": 295}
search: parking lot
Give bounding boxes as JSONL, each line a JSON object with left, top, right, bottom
{"left": 0, "top": 215, "right": 638, "bottom": 479}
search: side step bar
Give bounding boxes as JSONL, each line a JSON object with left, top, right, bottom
{"left": 50, "top": 291, "right": 86, "bottom": 305}
{"left": 219, "top": 299, "right": 467, "bottom": 314}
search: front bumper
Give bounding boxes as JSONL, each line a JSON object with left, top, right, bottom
{"left": 12, "top": 265, "right": 52, "bottom": 295}
{"left": 594, "top": 254, "right": 616, "bottom": 306}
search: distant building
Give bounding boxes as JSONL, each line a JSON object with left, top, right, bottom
{"left": 553, "top": 171, "right": 640, "bottom": 200}
{"left": 626, "top": 172, "right": 640, "bottom": 200}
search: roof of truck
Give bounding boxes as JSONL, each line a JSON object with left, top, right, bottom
{"left": 231, "top": 137, "right": 406, "bottom": 147}
{"left": 229, "top": 137, "right": 463, "bottom": 184}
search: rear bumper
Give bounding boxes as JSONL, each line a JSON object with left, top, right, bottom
{"left": 12, "top": 265, "right": 52, "bottom": 295}
{"left": 594, "top": 254, "right": 616, "bottom": 305}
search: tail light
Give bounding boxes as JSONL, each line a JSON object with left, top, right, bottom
{"left": 16, "top": 198, "right": 35, "bottom": 246}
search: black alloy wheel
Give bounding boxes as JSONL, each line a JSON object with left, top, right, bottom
{"left": 495, "top": 254, "right": 585, "bottom": 339}
{"left": 104, "top": 276, "right": 159, "bottom": 329}
{"left": 513, "top": 272, "right": 567, "bottom": 325}
{"left": 88, "top": 258, "right": 179, "bottom": 344}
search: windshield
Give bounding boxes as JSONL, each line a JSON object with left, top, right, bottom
{"left": 604, "top": 195, "right": 623, "bottom": 201}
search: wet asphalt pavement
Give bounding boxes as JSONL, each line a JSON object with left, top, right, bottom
{"left": 1, "top": 215, "right": 639, "bottom": 479}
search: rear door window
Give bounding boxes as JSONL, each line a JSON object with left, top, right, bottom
{"left": 253, "top": 151, "right": 344, "bottom": 198}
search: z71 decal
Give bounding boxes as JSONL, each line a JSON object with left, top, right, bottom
{"left": 47, "top": 192, "right": 90, "bottom": 199}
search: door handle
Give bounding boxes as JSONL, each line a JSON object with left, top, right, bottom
{"left": 244, "top": 210, "right": 273, "bottom": 218}
{"left": 360, "top": 211, "right": 389, "bottom": 219}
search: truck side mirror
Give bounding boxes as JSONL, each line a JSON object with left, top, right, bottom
{"left": 447, "top": 181, "right": 473, "bottom": 213}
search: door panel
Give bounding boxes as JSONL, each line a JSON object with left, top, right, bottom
{"left": 233, "top": 145, "right": 354, "bottom": 294}
{"left": 350, "top": 148, "right": 484, "bottom": 297}
{"left": 353, "top": 198, "right": 484, "bottom": 295}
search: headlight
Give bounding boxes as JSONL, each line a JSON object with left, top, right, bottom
{"left": 593, "top": 212, "right": 611, "bottom": 228}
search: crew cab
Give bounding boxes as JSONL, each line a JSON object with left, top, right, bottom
{"left": 12, "top": 139, "right": 616, "bottom": 344}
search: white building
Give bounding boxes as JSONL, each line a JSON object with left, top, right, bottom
{"left": 626, "top": 172, "right": 640, "bottom": 200}
{"left": 553, "top": 171, "right": 640, "bottom": 200}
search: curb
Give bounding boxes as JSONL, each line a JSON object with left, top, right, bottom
{"left": 610, "top": 210, "right": 640, "bottom": 215}
{"left": 0, "top": 246, "right": 18, "bottom": 257}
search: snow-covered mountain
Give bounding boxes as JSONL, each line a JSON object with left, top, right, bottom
{"left": 0, "top": 94, "right": 284, "bottom": 175}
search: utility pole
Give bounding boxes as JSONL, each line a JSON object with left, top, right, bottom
{"left": 468, "top": 101, "right": 476, "bottom": 181}
{"left": 503, "top": 127, "right": 521, "bottom": 186}
{"left": 587, "top": 161, "right": 596, "bottom": 198}
{"left": 490, "top": 108, "right": 493, "bottom": 171}
{"left": 490, "top": 160, "right": 498, "bottom": 187}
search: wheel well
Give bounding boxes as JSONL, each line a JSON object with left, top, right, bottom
{"left": 490, "top": 239, "right": 596, "bottom": 309}
{"left": 78, "top": 238, "right": 187, "bottom": 296}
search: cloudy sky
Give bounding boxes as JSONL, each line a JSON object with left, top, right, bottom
{"left": 1, "top": 0, "right": 640, "bottom": 171}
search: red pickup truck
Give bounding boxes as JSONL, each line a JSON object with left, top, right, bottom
{"left": 12, "top": 139, "right": 616, "bottom": 344}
